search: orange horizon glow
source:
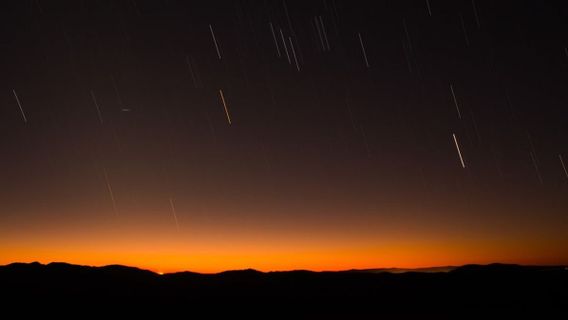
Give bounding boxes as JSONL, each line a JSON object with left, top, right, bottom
{"left": 3, "top": 250, "right": 566, "bottom": 274}
{"left": 2, "top": 207, "right": 567, "bottom": 274}
{"left": 2, "top": 183, "right": 567, "bottom": 274}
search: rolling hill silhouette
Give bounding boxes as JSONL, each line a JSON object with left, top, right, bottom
{"left": 1, "top": 262, "right": 566, "bottom": 317}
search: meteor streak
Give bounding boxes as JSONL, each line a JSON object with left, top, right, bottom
{"left": 12, "top": 89, "right": 27, "bottom": 123}
{"left": 288, "top": 37, "right": 300, "bottom": 71}
{"left": 358, "top": 33, "right": 370, "bottom": 68}
{"left": 102, "top": 168, "right": 118, "bottom": 216}
{"left": 90, "top": 90, "right": 104, "bottom": 124}
{"left": 452, "top": 133, "right": 466, "bottom": 168}
{"left": 169, "top": 197, "right": 180, "bottom": 231}
{"left": 269, "top": 22, "right": 281, "bottom": 57}
{"left": 280, "top": 28, "right": 291, "bottom": 64}
{"left": 450, "top": 84, "right": 462, "bottom": 119}
{"left": 559, "top": 154, "right": 568, "bottom": 179}
{"left": 219, "top": 89, "right": 231, "bottom": 125}
{"left": 209, "top": 24, "right": 222, "bottom": 60}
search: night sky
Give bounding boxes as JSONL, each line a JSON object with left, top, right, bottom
{"left": 1, "top": 0, "right": 567, "bottom": 273}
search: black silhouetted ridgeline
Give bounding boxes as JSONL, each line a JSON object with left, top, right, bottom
{"left": 1, "top": 262, "right": 567, "bottom": 317}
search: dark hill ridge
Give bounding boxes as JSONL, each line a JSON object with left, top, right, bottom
{"left": 5, "top": 261, "right": 561, "bottom": 275}
{"left": 1, "top": 262, "right": 567, "bottom": 317}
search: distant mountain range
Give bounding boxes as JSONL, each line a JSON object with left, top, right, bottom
{"left": 1, "top": 262, "right": 566, "bottom": 317}
{"left": 6, "top": 261, "right": 561, "bottom": 275}
{"left": 348, "top": 265, "right": 458, "bottom": 273}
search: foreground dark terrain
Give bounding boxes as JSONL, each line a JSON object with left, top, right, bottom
{"left": 1, "top": 262, "right": 566, "bottom": 318}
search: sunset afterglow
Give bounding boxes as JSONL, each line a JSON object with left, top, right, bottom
{"left": 1, "top": 0, "right": 568, "bottom": 273}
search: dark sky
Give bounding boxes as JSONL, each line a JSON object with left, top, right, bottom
{"left": 1, "top": 0, "right": 567, "bottom": 272}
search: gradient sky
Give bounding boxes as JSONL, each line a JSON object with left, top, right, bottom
{"left": 1, "top": 0, "right": 568, "bottom": 273}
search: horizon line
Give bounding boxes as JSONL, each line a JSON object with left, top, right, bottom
{"left": 3, "top": 261, "right": 566, "bottom": 276}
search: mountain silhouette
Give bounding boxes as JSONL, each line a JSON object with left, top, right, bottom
{"left": 1, "top": 262, "right": 566, "bottom": 318}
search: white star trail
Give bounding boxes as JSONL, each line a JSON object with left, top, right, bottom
{"left": 219, "top": 89, "right": 231, "bottom": 125}
{"left": 460, "top": 14, "right": 470, "bottom": 47}
{"left": 318, "top": 16, "right": 330, "bottom": 51}
{"left": 90, "top": 90, "right": 104, "bottom": 124}
{"left": 452, "top": 133, "right": 466, "bottom": 168}
{"left": 185, "top": 55, "right": 199, "bottom": 88}
{"left": 288, "top": 36, "right": 300, "bottom": 71}
{"left": 314, "top": 17, "right": 325, "bottom": 51}
{"left": 529, "top": 151, "right": 543, "bottom": 184}
{"left": 280, "top": 28, "right": 291, "bottom": 64}
{"left": 102, "top": 168, "right": 118, "bottom": 216}
{"left": 403, "top": 19, "right": 412, "bottom": 51}
{"left": 472, "top": 0, "right": 481, "bottom": 29}
{"left": 169, "top": 197, "right": 180, "bottom": 231}
{"left": 358, "top": 32, "right": 370, "bottom": 68}
{"left": 12, "top": 89, "right": 27, "bottom": 123}
{"left": 449, "top": 84, "right": 462, "bottom": 119}
{"left": 209, "top": 24, "right": 222, "bottom": 60}
{"left": 559, "top": 154, "right": 568, "bottom": 179}
{"left": 269, "top": 22, "right": 281, "bottom": 58}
